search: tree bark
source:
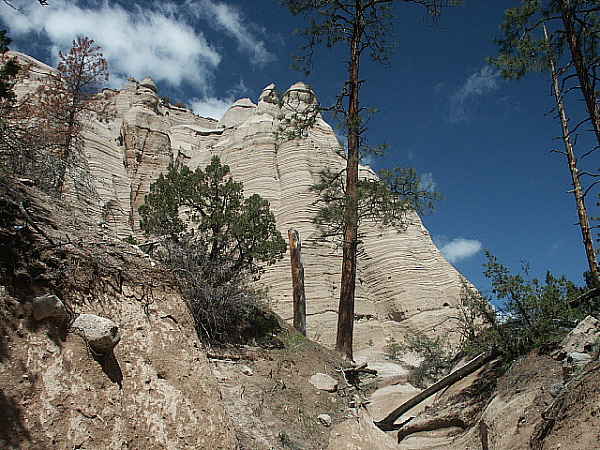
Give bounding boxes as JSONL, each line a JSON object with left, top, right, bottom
{"left": 545, "top": 24, "right": 600, "bottom": 284}
{"left": 336, "top": 5, "right": 363, "bottom": 361}
{"left": 559, "top": 0, "right": 600, "bottom": 148}
{"left": 289, "top": 228, "right": 306, "bottom": 336}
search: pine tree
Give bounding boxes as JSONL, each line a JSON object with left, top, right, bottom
{"left": 4, "top": 37, "right": 113, "bottom": 192}
{"left": 139, "top": 156, "right": 287, "bottom": 284}
{"left": 282, "top": 0, "right": 458, "bottom": 359}
{"left": 490, "top": 0, "right": 600, "bottom": 284}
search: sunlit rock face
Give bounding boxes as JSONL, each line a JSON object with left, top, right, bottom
{"left": 203, "top": 82, "right": 465, "bottom": 347}
{"left": 14, "top": 52, "right": 467, "bottom": 348}
{"left": 121, "top": 77, "right": 173, "bottom": 231}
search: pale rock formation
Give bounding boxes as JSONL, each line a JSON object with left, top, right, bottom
{"left": 327, "top": 409, "right": 399, "bottom": 449}
{"left": 121, "top": 77, "right": 173, "bottom": 231}
{"left": 317, "top": 413, "right": 332, "bottom": 427}
{"left": 204, "top": 82, "right": 465, "bottom": 347}
{"left": 555, "top": 315, "right": 600, "bottom": 360}
{"left": 219, "top": 98, "right": 256, "bottom": 128}
{"left": 12, "top": 53, "right": 469, "bottom": 351}
{"left": 309, "top": 373, "right": 339, "bottom": 392}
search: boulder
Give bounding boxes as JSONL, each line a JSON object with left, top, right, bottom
{"left": 317, "top": 413, "right": 332, "bottom": 427}
{"left": 326, "top": 409, "right": 398, "bottom": 449}
{"left": 71, "top": 314, "right": 121, "bottom": 354}
{"left": 549, "top": 381, "right": 564, "bottom": 398}
{"left": 31, "top": 294, "right": 67, "bottom": 321}
{"left": 555, "top": 315, "right": 600, "bottom": 360}
{"left": 567, "top": 351, "right": 592, "bottom": 364}
{"left": 309, "top": 373, "right": 339, "bottom": 392}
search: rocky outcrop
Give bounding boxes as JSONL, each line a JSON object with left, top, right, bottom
{"left": 0, "top": 178, "right": 238, "bottom": 449}
{"left": 11, "top": 52, "right": 469, "bottom": 351}
{"left": 103, "top": 77, "right": 465, "bottom": 348}
{"left": 71, "top": 313, "right": 121, "bottom": 354}
{"left": 204, "top": 82, "right": 465, "bottom": 347}
{"left": 121, "top": 77, "right": 173, "bottom": 230}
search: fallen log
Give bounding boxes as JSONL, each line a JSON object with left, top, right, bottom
{"left": 374, "top": 351, "right": 496, "bottom": 431}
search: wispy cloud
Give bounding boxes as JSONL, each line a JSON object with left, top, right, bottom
{"left": 0, "top": 0, "right": 272, "bottom": 107}
{"left": 419, "top": 172, "right": 437, "bottom": 193}
{"left": 449, "top": 66, "right": 501, "bottom": 122}
{"left": 190, "top": 97, "right": 234, "bottom": 119}
{"left": 191, "top": 78, "right": 250, "bottom": 119}
{"left": 434, "top": 236, "right": 482, "bottom": 264}
{"left": 188, "top": 0, "right": 275, "bottom": 67}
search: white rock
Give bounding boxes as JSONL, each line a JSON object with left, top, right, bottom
{"left": 556, "top": 315, "right": 600, "bottom": 360}
{"left": 549, "top": 381, "right": 564, "bottom": 398}
{"left": 567, "top": 351, "right": 591, "bottom": 364}
{"left": 71, "top": 314, "right": 121, "bottom": 354}
{"left": 31, "top": 294, "right": 67, "bottom": 321}
{"left": 241, "top": 365, "right": 253, "bottom": 376}
{"left": 309, "top": 373, "right": 339, "bottom": 392}
{"left": 12, "top": 54, "right": 472, "bottom": 351}
{"left": 317, "top": 413, "right": 332, "bottom": 427}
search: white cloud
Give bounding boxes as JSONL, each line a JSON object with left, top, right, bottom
{"left": 190, "top": 77, "right": 250, "bottom": 119}
{"left": 449, "top": 66, "right": 500, "bottom": 122}
{"left": 2, "top": 1, "right": 221, "bottom": 92}
{"left": 191, "top": 96, "right": 234, "bottom": 120}
{"left": 0, "top": 0, "right": 273, "bottom": 102}
{"left": 419, "top": 172, "right": 436, "bottom": 193}
{"left": 188, "top": 0, "right": 275, "bottom": 67}
{"left": 434, "top": 236, "right": 482, "bottom": 264}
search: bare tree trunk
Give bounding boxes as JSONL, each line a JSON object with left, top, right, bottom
{"left": 289, "top": 228, "right": 306, "bottom": 336}
{"left": 559, "top": 0, "right": 600, "bottom": 148}
{"left": 545, "top": 24, "right": 599, "bottom": 284}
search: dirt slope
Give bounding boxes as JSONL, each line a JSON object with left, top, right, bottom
{"left": 386, "top": 350, "right": 599, "bottom": 450}
{"left": 0, "top": 176, "right": 401, "bottom": 449}
{"left": 0, "top": 176, "right": 237, "bottom": 449}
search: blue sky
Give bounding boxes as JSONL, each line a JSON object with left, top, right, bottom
{"left": 2, "top": 0, "right": 597, "bottom": 293}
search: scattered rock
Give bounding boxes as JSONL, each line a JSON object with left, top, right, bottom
{"left": 554, "top": 315, "right": 600, "bottom": 361}
{"left": 327, "top": 409, "right": 398, "bottom": 449}
{"left": 241, "top": 365, "right": 253, "bottom": 376}
{"left": 567, "top": 352, "right": 591, "bottom": 364}
{"left": 71, "top": 314, "right": 121, "bottom": 354}
{"left": 317, "top": 413, "right": 332, "bottom": 427}
{"left": 31, "top": 294, "right": 67, "bottom": 321}
{"left": 549, "top": 382, "right": 564, "bottom": 398}
{"left": 309, "top": 373, "right": 339, "bottom": 392}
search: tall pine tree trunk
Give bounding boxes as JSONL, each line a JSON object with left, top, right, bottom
{"left": 559, "top": 0, "right": 600, "bottom": 147}
{"left": 545, "top": 25, "right": 600, "bottom": 283}
{"left": 336, "top": 10, "right": 363, "bottom": 360}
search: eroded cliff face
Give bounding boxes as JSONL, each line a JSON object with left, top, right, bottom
{"left": 121, "top": 77, "right": 172, "bottom": 230}
{"left": 11, "top": 52, "right": 468, "bottom": 350}
{"left": 0, "top": 178, "right": 238, "bottom": 449}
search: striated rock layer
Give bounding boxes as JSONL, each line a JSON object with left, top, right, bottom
{"left": 12, "top": 52, "right": 468, "bottom": 349}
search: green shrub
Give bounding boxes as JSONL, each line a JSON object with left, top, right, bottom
{"left": 383, "top": 337, "right": 404, "bottom": 361}
{"left": 160, "top": 239, "right": 279, "bottom": 344}
{"left": 139, "top": 157, "right": 286, "bottom": 344}
{"left": 405, "top": 335, "right": 452, "bottom": 388}
{"left": 458, "top": 251, "right": 585, "bottom": 366}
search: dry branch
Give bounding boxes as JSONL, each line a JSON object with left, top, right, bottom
{"left": 375, "top": 351, "right": 496, "bottom": 431}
